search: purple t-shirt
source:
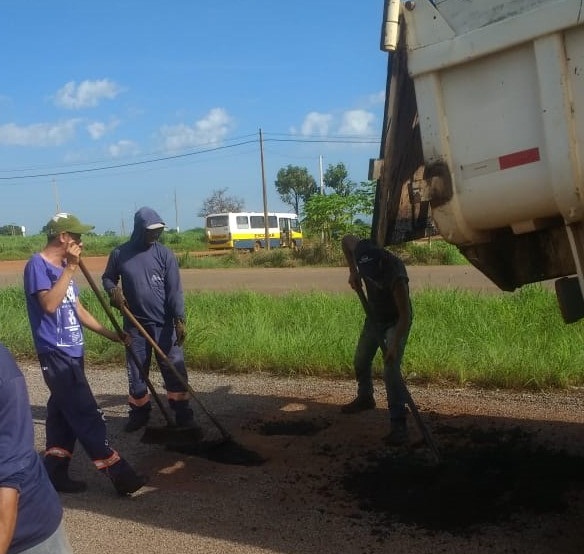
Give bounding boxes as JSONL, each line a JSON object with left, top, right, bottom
{"left": 24, "top": 253, "right": 84, "bottom": 357}
{"left": 0, "top": 344, "right": 62, "bottom": 553}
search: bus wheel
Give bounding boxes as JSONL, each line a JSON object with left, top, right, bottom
{"left": 291, "top": 240, "right": 298, "bottom": 251}
{"left": 253, "top": 241, "right": 261, "bottom": 252}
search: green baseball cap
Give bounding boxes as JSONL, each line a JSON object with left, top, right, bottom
{"left": 46, "top": 212, "right": 95, "bottom": 237}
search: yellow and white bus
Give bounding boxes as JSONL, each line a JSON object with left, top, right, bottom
{"left": 205, "top": 212, "right": 303, "bottom": 251}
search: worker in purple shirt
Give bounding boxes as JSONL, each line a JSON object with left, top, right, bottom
{"left": 23, "top": 212, "right": 148, "bottom": 496}
{"left": 0, "top": 342, "right": 73, "bottom": 554}
{"left": 102, "top": 206, "right": 195, "bottom": 432}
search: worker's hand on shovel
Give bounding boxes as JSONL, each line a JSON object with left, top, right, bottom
{"left": 101, "top": 328, "right": 131, "bottom": 346}
{"left": 108, "top": 286, "right": 127, "bottom": 311}
{"left": 174, "top": 318, "right": 186, "bottom": 347}
{"left": 118, "top": 331, "right": 132, "bottom": 347}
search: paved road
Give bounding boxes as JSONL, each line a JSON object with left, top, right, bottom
{"left": 0, "top": 257, "right": 514, "bottom": 293}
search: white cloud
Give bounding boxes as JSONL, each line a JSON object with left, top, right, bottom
{"left": 108, "top": 140, "right": 139, "bottom": 158}
{"left": 86, "top": 119, "right": 119, "bottom": 140}
{"left": 300, "top": 112, "right": 332, "bottom": 136}
{"left": 367, "top": 90, "right": 385, "bottom": 106}
{"left": 54, "top": 79, "right": 123, "bottom": 110}
{"left": 0, "top": 120, "right": 80, "bottom": 146}
{"left": 338, "top": 109, "right": 375, "bottom": 136}
{"left": 160, "top": 108, "right": 233, "bottom": 151}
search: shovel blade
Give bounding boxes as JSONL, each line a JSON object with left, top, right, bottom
{"left": 141, "top": 424, "right": 204, "bottom": 446}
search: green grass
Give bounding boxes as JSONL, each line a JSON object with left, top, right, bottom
{"left": 4, "top": 285, "right": 583, "bottom": 390}
{"left": 0, "top": 233, "right": 467, "bottom": 267}
{"left": 0, "top": 229, "right": 208, "bottom": 260}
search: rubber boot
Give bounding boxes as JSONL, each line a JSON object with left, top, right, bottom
{"left": 102, "top": 458, "right": 148, "bottom": 496}
{"left": 169, "top": 399, "right": 195, "bottom": 428}
{"left": 385, "top": 418, "right": 409, "bottom": 446}
{"left": 124, "top": 401, "right": 152, "bottom": 432}
{"left": 341, "top": 395, "right": 376, "bottom": 414}
{"left": 44, "top": 455, "right": 88, "bottom": 493}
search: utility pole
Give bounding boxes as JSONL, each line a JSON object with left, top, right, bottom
{"left": 319, "top": 155, "right": 325, "bottom": 241}
{"left": 319, "top": 155, "right": 324, "bottom": 194}
{"left": 259, "top": 128, "right": 270, "bottom": 250}
{"left": 174, "top": 188, "right": 180, "bottom": 233}
{"left": 52, "top": 178, "right": 61, "bottom": 213}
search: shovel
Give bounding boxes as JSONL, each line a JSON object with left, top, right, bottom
{"left": 78, "top": 258, "right": 203, "bottom": 447}
{"left": 118, "top": 296, "right": 264, "bottom": 466}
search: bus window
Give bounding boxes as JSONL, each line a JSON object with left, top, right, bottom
{"left": 207, "top": 215, "right": 229, "bottom": 228}
{"left": 236, "top": 215, "right": 249, "bottom": 229}
{"left": 249, "top": 215, "right": 277, "bottom": 229}
{"left": 249, "top": 216, "right": 263, "bottom": 229}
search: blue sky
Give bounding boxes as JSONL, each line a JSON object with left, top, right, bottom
{"left": 0, "top": 1, "right": 387, "bottom": 235}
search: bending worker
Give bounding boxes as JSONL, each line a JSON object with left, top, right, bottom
{"left": 341, "top": 235, "right": 413, "bottom": 446}
{"left": 102, "top": 206, "right": 195, "bottom": 432}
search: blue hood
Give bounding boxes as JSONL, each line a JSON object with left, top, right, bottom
{"left": 130, "top": 207, "right": 165, "bottom": 246}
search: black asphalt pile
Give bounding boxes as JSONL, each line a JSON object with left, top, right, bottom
{"left": 166, "top": 438, "right": 266, "bottom": 466}
{"left": 342, "top": 425, "right": 584, "bottom": 533}
{"left": 257, "top": 417, "right": 331, "bottom": 436}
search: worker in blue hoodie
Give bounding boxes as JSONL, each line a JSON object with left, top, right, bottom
{"left": 102, "top": 207, "right": 194, "bottom": 432}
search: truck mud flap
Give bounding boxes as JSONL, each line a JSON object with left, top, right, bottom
{"left": 555, "top": 276, "right": 584, "bottom": 324}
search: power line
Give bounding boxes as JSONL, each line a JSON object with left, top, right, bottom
{"left": 0, "top": 132, "right": 260, "bottom": 174}
{"left": 0, "top": 134, "right": 380, "bottom": 182}
{"left": 0, "top": 139, "right": 258, "bottom": 180}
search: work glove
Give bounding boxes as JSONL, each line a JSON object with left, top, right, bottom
{"left": 174, "top": 318, "right": 186, "bottom": 347}
{"left": 108, "top": 286, "right": 127, "bottom": 311}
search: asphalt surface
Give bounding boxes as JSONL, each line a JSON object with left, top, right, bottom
{"left": 21, "top": 365, "right": 584, "bottom": 554}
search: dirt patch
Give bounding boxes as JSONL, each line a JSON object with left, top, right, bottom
{"left": 0, "top": 258, "right": 507, "bottom": 294}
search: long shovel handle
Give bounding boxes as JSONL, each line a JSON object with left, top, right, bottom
{"left": 119, "top": 304, "right": 232, "bottom": 442}
{"left": 354, "top": 286, "right": 441, "bottom": 463}
{"left": 78, "top": 258, "right": 175, "bottom": 426}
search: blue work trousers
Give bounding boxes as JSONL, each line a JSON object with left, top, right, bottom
{"left": 38, "top": 350, "right": 115, "bottom": 462}
{"left": 17, "top": 522, "right": 73, "bottom": 554}
{"left": 124, "top": 321, "right": 189, "bottom": 399}
{"left": 353, "top": 317, "right": 410, "bottom": 420}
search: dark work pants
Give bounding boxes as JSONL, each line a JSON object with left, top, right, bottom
{"left": 353, "top": 317, "right": 410, "bottom": 420}
{"left": 38, "top": 350, "right": 115, "bottom": 463}
{"left": 124, "top": 321, "right": 189, "bottom": 400}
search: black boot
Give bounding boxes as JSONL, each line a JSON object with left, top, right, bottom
{"left": 44, "top": 455, "right": 87, "bottom": 493}
{"left": 169, "top": 399, "right": 195, "bottom": 428}
{"left": 340, "top": 395, "right": 376, "bottom": 414}
{"left": 124, "top": 401, "right": 152, "bottom": 432}
{"left": 385, "top": 418, "right": 409, "bottom": 446}
{"left": 102, "top": 458, "right": 148, "bottom": 496}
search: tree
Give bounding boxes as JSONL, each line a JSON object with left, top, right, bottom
{"left": 198, "top": 188, "right": 245, "bottom": 218}
{"left": 274, "top": 165, "right": 318, "bottom": 215}
{"left": 323, "top": 162, "right": 356, "bottom": 197}
{"left": 302, "top": 180, "right": 376, "bottom": 243}
{"left": 0, "top": 224, "right": 24, "bottom": 236}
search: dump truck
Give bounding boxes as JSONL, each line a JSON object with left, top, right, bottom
{"left": 371, "top": 0, "right": 584, "bottom": 321}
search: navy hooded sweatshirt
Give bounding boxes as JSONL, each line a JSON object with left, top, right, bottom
{"left": 102, "top": 207, "right": 185, "bottom": 325}
{"left": 0, "top": 343, "right": 62, "bottom": 553}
